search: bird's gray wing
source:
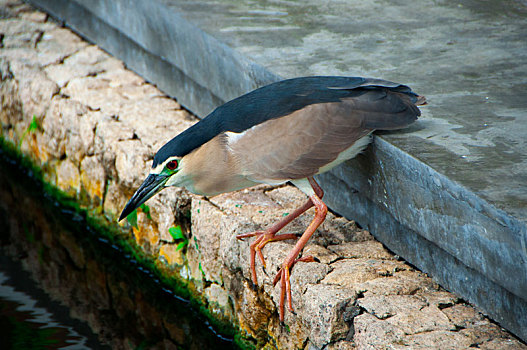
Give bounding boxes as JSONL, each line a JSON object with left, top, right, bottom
{"left": 227, "top": 88, "right": 420, "bottom": 182}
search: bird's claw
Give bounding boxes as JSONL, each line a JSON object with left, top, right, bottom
{"left": 272, "top": 255, "right": 315, "bottom": 285}
{"left": 249, "top": 230, "right": 275, "bottom": 284}
{"left": 239, "top": 229, "right": 300, "bottom": 285}
{"left": 236, "top": 230, "right": 265, "bottom": 241}
{"left": 273, "top": 255, "right": 316, "bottom": 322}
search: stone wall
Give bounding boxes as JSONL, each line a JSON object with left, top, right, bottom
{"left": 1, "top": 1, "right": 525, "bottom": 349}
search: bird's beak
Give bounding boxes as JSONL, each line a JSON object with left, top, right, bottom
{"left": 118, "top": 173, "right": 169, "bottom": 221}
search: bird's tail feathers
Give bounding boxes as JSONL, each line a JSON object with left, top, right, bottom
{"left": 415, "top": 94, "right": 427, "bottom": 106}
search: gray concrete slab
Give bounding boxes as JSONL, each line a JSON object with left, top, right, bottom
{"left": 28, "top": 0, "right": 527, "bottom": 341}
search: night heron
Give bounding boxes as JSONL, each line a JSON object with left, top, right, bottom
{"left": 119, "top": 76, "right": 425, "bottom": 321}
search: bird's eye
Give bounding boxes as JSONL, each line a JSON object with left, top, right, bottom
{"left": 166, "top": 160, "right": 178, "bottom": 170}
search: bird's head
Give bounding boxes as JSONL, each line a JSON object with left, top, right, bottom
{"left": 117, "top": 113, "right": 220, "bottom": 222}
{"left": 118, "top": 155, "right": 184, "bottom": 222}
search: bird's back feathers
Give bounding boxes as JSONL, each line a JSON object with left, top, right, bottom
{"left": 152, "top": 76, "right": 423, "bottom": 168}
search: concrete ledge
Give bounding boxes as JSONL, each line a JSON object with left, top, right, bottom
{"left": 23, "top": 0, "right": 527, "bottom": 343}
{"left": 318, "top": 137, "right": 527, "bottom": 338}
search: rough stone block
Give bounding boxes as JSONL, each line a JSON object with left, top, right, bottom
{"left": 80, "top": 155, "right": 106, "bottom": 204}
{"left": 55, "top": 158, "right": 80, "bottom": 196}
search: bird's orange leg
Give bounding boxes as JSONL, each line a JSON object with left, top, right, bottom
{"left": 236, "top": 177, "right": 324, "bottom": 285}
{"left": 236, "top": 198, "right": 314, "bottom": 284}
{"left": 273, "top": 181, "right": 327, "bottom": 321}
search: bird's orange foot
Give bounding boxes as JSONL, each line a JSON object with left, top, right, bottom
{"left": 273, "top": 255, "right": 316, "bottom": 322}
{"left": 236, "top": 230, "right": 299, "bottom": 285}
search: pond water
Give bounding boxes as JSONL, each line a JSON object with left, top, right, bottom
{"left": 0, "top": 147, "right": 236, "bottom": 349}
